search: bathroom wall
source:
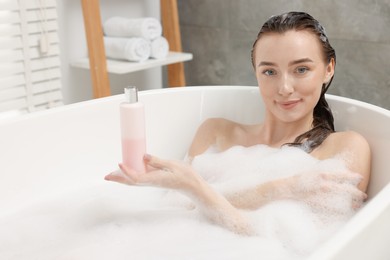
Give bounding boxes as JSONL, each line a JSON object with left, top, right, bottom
{"left": 57, "top": 0, "right": 162, "bottom": 104}
{"left": 177, "top": 0, "right": 390, "bottom": 109}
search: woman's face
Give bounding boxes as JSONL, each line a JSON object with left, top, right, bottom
{"left": 253, "top": 30, "right": 334, "bottom": 124}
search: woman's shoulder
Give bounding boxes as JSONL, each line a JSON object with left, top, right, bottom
{"left": 327, "top": 131, "right": 370, "bottom": 152}
{"left": 313, "top": 130, "right": 370, "bottom": 159}
{"left": 201, "top": 117, "right": 238, "bottom": 128}
{"left": 188, "top": 118, "right": 245, "bottom": 158}
{"left": 313, "top": 130, "right": 371, "bottom": 190}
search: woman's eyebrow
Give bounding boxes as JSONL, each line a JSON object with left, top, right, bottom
{"left": 257, "top": 61, "right": 276, "bottom": 67}
{"left": 288, "top": 58, "right": 314, "bottom": 66}
{"left": 258, "top": 58, "right": 314, "bottom": 67}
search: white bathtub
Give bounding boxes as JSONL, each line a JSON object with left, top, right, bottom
{"left": 0, "top": 86, "right": 389, "bottom": 259}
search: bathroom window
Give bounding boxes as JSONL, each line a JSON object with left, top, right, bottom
{"left": 0, "top": 0, "right": 62, "bottom": 119}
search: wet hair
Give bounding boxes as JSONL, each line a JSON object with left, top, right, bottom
{"left": 251, "top": 11, "right": 336, "bottom": 153}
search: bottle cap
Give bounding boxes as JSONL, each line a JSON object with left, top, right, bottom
{"left": 124, "top": 86, "right": 138, "bottom": 103}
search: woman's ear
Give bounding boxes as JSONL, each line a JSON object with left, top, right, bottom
{"left": 324, "top": 58, "right": 335, "bottom": 83}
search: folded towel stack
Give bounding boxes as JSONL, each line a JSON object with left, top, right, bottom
{"left": 104, "top": 37, "right": 151, "bottom": 62}
{"left": 104, "top": 17, "right": 162, "bottom": 40}
{"left": 103, "top": 17, "right": 169, "bottom": 62}
{"left": 150, "top": 36, "right": 169, "bottom": 59}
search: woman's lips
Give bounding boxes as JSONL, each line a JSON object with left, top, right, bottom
{"left": 277, "top": 99, "right": 301, "bottom": 109}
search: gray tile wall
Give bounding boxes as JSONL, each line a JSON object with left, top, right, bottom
{"left": 177, "top": 0, "right": 390, "bottom": 109}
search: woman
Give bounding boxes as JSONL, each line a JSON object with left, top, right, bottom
{"left": 105, "top": 12, "right": 371, "bottom": 235}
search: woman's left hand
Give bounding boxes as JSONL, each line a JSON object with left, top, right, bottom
{"left": 105, "top": 154, "right": 203, "bottom": 193}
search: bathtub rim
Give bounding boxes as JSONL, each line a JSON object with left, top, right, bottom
{"left": 1, "top": 85, "right": 390, "bottom": 126}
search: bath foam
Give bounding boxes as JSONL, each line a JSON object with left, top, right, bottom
{"left": 0, "top": 184, "right": 292, "bottom": 260}
{"left": 192, "top": 145, "right": 361, "bottom": 255}
{"left": 0, "top": 145, "right": 360, "bottom": 260}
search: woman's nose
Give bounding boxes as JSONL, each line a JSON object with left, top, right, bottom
{"left": 278, "top": 75, "right": 294, "bottom": 96}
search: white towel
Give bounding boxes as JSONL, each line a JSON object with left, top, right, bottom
{"left": 150, "top": 36, "right": 169, "bottom": 59}
{"left": 103, "top": 17, "right": 162, "bottom": 40}
{"left": 104, "top": 37, "right": 151, "bottom": 62}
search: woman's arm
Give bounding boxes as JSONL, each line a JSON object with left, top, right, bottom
{"left": 105, "top": 154, "right": 254, "bottom": 235}
{"left": 224, "top": 171, "right": 367, "bottom": 210}
{"left": 106, "top": 118, "right": 254, "bottom": 235}
{"left": 225, "top": 131, "right": 370, "bottom": 210}
{"left": 311, "top": 131, "right": 371, "bottom": 192}
{"left": 335, "top": 131, "right": 371, "bottom": 192}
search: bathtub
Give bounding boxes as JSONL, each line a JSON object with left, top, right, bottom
{"left": 0, "top": 86, "right": 389, "bottom": 259}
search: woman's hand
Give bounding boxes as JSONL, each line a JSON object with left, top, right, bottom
{"left": 105, "top": 154, "right": 204, "bottom": 194}
{"left": 105, "top": 154, "right": 254, "bottom": 235}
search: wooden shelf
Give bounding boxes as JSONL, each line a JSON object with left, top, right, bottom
{"left": 71, "top": 51, "right": 192, "bottom": 75}
{"left": 81, "top": 0, "right": 187, "bottom": 98}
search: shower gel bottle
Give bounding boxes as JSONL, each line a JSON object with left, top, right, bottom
{"left": 120, "top": 87, "right": 146, "bottom": 173}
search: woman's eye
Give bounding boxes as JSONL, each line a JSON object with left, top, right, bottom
{"left": 263, "top": 69, "right": 276, "bottom": 76}
{"left": 296, "top": 67, "right": 309, "bottom": 74}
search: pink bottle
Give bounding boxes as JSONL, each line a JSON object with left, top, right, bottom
{"left": 120, "top": 87, "right": 146, "bottom": 173}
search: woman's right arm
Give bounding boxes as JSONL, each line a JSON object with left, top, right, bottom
{"left": 106, "top": 155, "right": 254, "bottom": 235}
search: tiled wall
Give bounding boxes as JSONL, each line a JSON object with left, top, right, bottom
{"left": 177, "top": 0, "right": 390, "bottom": 109}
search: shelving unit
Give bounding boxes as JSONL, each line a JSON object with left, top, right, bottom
{"left": 77, "top": 0, "right": 191, "bottom": 98}
{"left": 71, "top": 51, "right": 192, "bottom": 74}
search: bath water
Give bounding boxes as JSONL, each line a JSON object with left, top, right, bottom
{"left": 0, "top": 145, "right": 360, "bottom": 259}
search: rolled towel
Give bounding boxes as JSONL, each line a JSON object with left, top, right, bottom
{"left": 103, "top": 17, "right": 162, "bottom": 40}
{"left": 150, "top": 36, "right": 169, "bottom": 59}
{"left": 104, "top": 37, "right": 151, "bottom": 62}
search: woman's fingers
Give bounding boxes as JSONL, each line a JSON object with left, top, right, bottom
{"left": 105, "top": 168, "right": 134, "bottom": 185}
{"left": 294, "top": 171, "right": 368, "bottom": 212}
{"left": 144, "top": 154, "right": 174, "bottom": 172}
{"left": 118, "top": 163, "right": 135, "bottom": 178}
{"left": 341, "top": 183, "right": 367, "bottom": 209}
{"left": 116, "top": 161, "right": 171, "bottom": 187}
{"left": 104, "top": 154, "right": 178, "bottom": 188}
{"left": 105, "top": 164, "right": 144, "bottom": 186}
{"left": 119, "top": 163, "right": 151, "bottom": 184}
